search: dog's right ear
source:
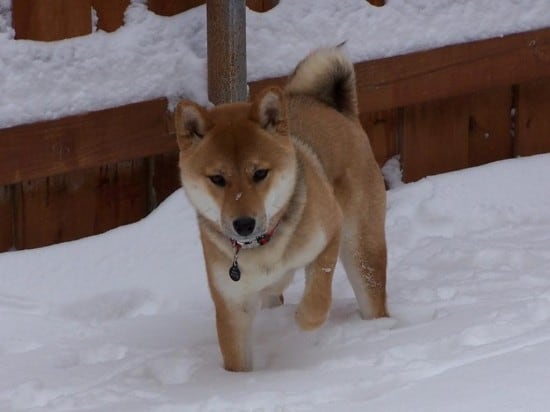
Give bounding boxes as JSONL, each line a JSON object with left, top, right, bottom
{"left": 174, "top": 101, "right": 209, "bottom": 150}
{"left": 250, "top": 87, "right": 288, "bottom": 136}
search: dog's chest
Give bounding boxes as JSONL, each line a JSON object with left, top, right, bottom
{"left": 213, "top": 227, "right": 327, "bottom": 301}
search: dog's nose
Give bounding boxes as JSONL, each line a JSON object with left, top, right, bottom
{"left": 233, "top": 217, "right": 256, "bottom": 237}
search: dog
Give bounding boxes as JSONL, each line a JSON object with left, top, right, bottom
{"left": 174, "top": 47, "right": 388, "bottom": 372}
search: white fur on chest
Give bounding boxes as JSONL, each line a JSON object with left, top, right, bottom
{"left": 211, "top": 227, "right": 327, "bottom": 304}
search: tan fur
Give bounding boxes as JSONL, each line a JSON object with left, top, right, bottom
{"left": 175, "top": 48, "right": 388, "bottom": 372}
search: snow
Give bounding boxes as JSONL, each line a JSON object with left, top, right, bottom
{"left": 1, "top": 0, "right": 550, "bottom": 128}
{"left": 1, "top": 0, "right": 550, "bottom": 409}
{"left": 1, "top": 153, "right": 550, "bottom": 411}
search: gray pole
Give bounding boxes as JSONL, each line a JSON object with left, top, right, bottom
{"left": 207, "top": 0, "right": 247, "bottom": 104}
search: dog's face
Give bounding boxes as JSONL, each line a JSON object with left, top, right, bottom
{"left": 174, "top": 88, "right": 297, "bottom": 243}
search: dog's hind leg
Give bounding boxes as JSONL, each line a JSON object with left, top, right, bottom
{"left": 295, "top": 234, "right": 339, "bottom": 330}
{"left": 340, "top": 217, "right": 388, "bottom": 319}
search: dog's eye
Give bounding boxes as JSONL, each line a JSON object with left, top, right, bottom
{"left": 253, "top": 169, "right": 269, "bottom": 183}
{"left": 209, "top": 175, "right": 226, "bottom": 187}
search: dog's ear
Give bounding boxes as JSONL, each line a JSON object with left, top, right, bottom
{"left": 174, "top": 101, "right": 209, "bottom": 150}
{"left": 251, "top": 87, "right": 288, "bottom": 135}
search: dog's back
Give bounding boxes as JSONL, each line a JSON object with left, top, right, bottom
{"left": 286, "top": 48, "right": 388, "bottom": 319}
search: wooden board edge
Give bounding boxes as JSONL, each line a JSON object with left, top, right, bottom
{"left": 0, "top": 98, "right": 177, "bottom": 186}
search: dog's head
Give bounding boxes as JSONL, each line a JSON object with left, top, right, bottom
{"left": 174, "top": 87, "right": 297, "bottom": 243}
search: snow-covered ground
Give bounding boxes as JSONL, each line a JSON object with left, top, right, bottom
{"left": 1, "top": 153, "right": 549, "bottom": 411}
{"left": 1, "top": 0, "right": 550, "bottom": 128}
{"left": 2, "top": 1, "right": 550, "bottom": 409}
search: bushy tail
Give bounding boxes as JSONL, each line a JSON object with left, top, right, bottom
{"left": 286, "top": 47, "right": 358, "bottom": 119}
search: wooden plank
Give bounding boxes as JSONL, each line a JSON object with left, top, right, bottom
{"left": 246, "top": 0, "right": 279, "bottom": 12}
{"left": 401, "top": 96, "right": 470, "bottom": 182}
{"left": 0, "top": 186, "right": 14, "bottom": 252}
{"left": 13, "top": 161, "right": 149, "bottom": 250}
{"left": 150, "top": 111, "right": 181, "bottom": 206}
{"left": 92, "top": 0, "right": 130, "bottom": 32}
{"left": 148, "top": 0, "right": 204, "bottom": 16}
{"left": 249, "top": 28, "right": 550, "bottom": 112}
{"left": 94, "top": 160, "right": 150, "bottom": 234}
{"left": 356, "top": 28, "right": 550, "bottom": 111}
{"left": 14, "top": 174, "right": 95, "bottom": 249}
{"left": 207, "top": 0, "right": 247, "bottom": 104}
{"left": 147, "top": 0, "right": 277, "bottom": 14}
{"left": 152, "top": 152, "right": 181, "bottom": 206}
{"left": 516, "top": 78, "right": 550, "bottom": 156}
{"left": 12, "top": 0, "right": 92, "bottom": 41}
{"left": 468, "top": 87, "right": 514, "bottom": 167}
{"left": 0, "top": 99, "right": 175, "bottom": 186}
{"left": 359, "top": 110, "right": 399, "bottom": 166}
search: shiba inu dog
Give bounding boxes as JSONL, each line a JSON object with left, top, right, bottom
{"left": 174, "top": 47, "right": 388, "bottom": 372}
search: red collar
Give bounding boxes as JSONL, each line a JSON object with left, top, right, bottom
{"left": 230, "top": 221, "right": 279, "bottom": 251}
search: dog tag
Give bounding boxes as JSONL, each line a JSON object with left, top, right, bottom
{"left": 229, "top": 261, "right": 241, "bottom": 281}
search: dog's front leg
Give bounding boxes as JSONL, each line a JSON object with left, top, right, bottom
{"left": 212, "top": 291, "right": 258, "bottom": 372}
{"left": 295, "top": 234, "right": 340, "bottom": 330}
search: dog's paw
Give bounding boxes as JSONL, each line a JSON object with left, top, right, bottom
{"left": 295, "top": 306, "right": 327, "bottom": 331}
{"left": 223, "top": 359, "right": 253, "bottom": 372}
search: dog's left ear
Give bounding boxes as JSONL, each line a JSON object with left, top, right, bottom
{"left": 174, "top": 100, "right": 209, "bottom": 150}
{"left": 251, "top": 87, "right": 288, "bottom": 135}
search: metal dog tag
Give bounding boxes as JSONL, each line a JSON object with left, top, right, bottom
{"left": 229, "top": 261, "right": 241, "bottom": 281}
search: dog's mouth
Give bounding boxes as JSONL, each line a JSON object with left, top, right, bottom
{"left": 225, "top": 220, "right": 279, "bottom": 250}
{"left": 230, "top": 234, "right": 258, "bottom": 245}
{"left": 231, "top": 233, "right": 271, "bottom": 249}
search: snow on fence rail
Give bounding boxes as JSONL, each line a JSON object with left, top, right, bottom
{"left": 0, "top": 1, "right": 549, "bottom": 251}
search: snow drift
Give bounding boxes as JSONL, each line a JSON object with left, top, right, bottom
{"left": 0, "top": 154, "right": 549, "bottom": 411}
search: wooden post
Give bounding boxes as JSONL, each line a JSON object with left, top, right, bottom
{"left": 207, "top": 0, "right": 247, "bottom": 104}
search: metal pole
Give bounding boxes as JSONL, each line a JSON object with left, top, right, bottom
{"left": 207, "top": 0, "right": 247, "bottom": 104}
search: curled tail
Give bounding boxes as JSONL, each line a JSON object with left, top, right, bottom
{"left": 286, "top": 47, "right": 358, "bottom": 119}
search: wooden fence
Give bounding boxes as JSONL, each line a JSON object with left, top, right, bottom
{"left": 1, "top": 1, "right": 549, "bottom": 251}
